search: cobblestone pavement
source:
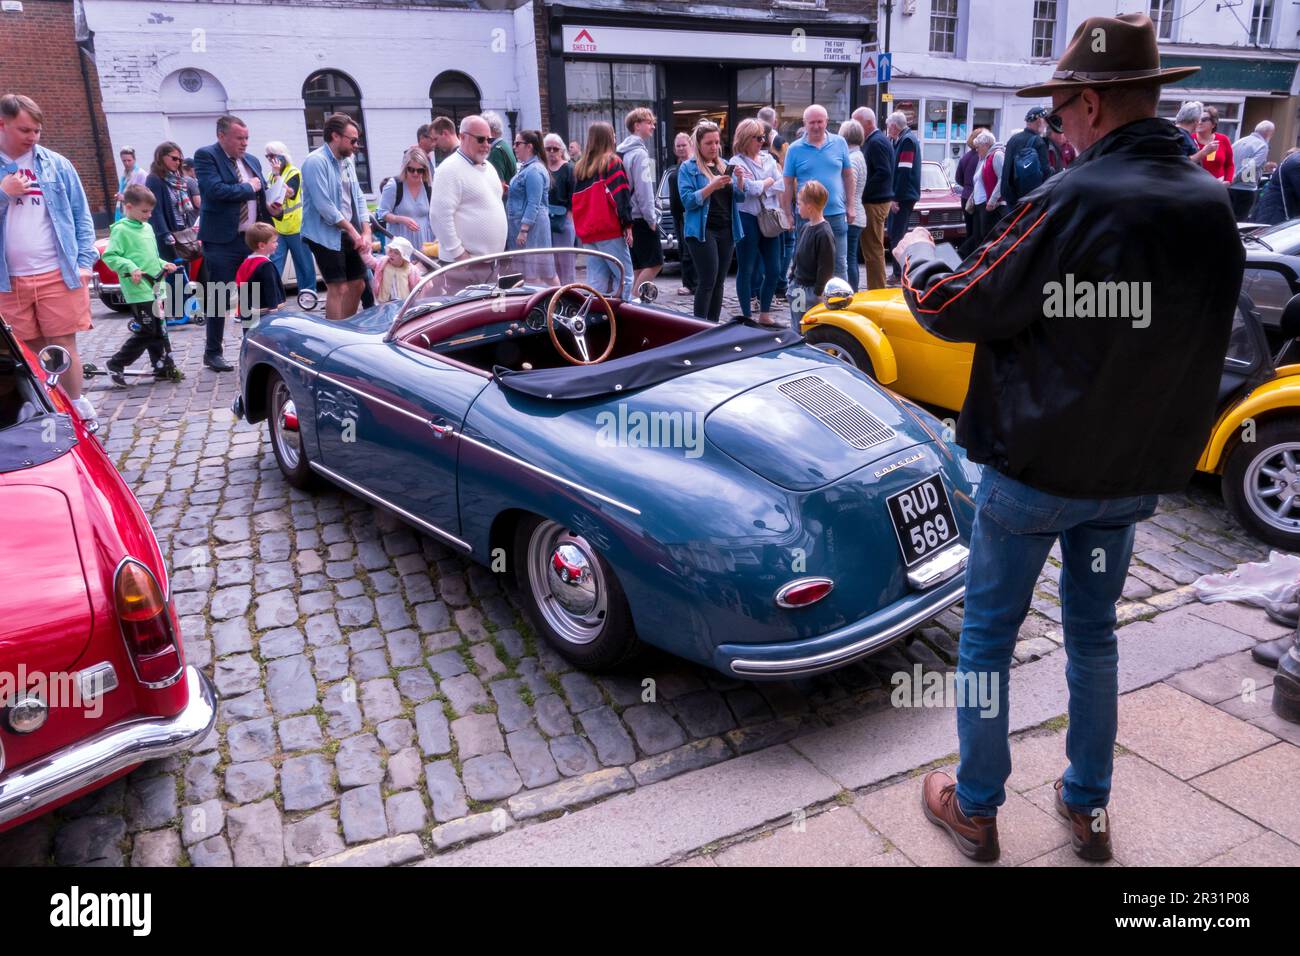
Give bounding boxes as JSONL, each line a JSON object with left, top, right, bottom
{"left": 0, "top": 291, "right": 1278, "bottom": 867}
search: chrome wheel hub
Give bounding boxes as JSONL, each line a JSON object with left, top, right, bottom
{"left": 526, "top": 521, "right": 608, "bottom": 645}
{"left": 1247, "top": 442, "right": 1300, "bottom": 534}
{"left": 271, "top": 381, "right": 302, "bottom": 470}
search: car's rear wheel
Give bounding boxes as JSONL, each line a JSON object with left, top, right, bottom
{"left": 514, "top": 516, "right": 641, "bottom": 672}
{"left": 1223, "top": 418, "right": 1300, "bottom": 550}
{"left": 100, "top": 295, "right": 130, "bottom": 313}
{"left": 266, "top": 371, "right": 316, "bottom": 490}
{"left": 805, "top": 325, "right": 875, "bottom": 377}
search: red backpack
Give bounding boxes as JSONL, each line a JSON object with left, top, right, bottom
{"left": 572, "top": 158, "right": 624, "bottom": 243}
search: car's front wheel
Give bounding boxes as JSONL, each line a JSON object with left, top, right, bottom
{"left": 1222, "top": 418, "right": 1300, "bottom": 550}
{"left": 266, "top": 371, "right": 316, "bottom": 490}
{"left": 514, "top": 516, "right": 641, "bottom": 672}
{"left": 805, "top": 325, "right": 874, "bottom": 376}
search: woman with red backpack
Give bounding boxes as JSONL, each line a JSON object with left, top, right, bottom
{"left": 571, "top": 122, "right": 634, "bottom": 299}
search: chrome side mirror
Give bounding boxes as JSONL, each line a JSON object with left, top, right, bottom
{"left": 38, "top": 345, "right": 72, "bottom": 388}
{"left": 636, "top": 281, "right": 658, "bottom": 303}
{"left": 822, "top": 277, "right": 854, "bottom": 311}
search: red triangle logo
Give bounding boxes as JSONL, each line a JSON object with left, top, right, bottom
{"left": 575, "top": 29, "right": 595, "bottom": 43}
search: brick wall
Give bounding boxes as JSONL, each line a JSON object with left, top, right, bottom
{"left": 0, "top": 0, "right": 117, "bottom": 220}
{"left": 533, "top": 0, "right": 551, "bottom": 130}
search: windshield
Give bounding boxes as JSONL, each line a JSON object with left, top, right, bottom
{"left": 922, "top": 162, "right": 952, "bottom": 191}
{"left": 392, "top": 247, "right": 657, "bottom": 334}
{"left": 1257, "top": 219, "right": 1300, "bottom": 256}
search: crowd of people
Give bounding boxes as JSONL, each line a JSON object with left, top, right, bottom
{"left": 3, "top": 77, "right": 1297, "bottom": 425}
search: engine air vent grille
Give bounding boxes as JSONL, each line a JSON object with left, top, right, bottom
{"left": 778, "top": 375, "right": 896, "bottom": 450}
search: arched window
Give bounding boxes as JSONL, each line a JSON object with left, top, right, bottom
{"left": 429, "top": 71, "right": 482, "bottom": 127}
{"left": 303, "top": 70, "right": 371, "bottom": 191}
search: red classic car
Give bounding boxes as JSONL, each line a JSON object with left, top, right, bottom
{"left": 0, "top": 322, "right": 216, "bottom": 832}
{"left": 906, "top": 161, "right": 967, "bottom": 244}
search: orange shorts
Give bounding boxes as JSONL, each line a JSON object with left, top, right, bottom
{"left": 0, "top": 269, "right": 94, "bottom": 342}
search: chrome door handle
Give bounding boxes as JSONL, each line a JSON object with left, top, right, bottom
{"left": 429, "top": 419, "right": 454, "bottom": 438}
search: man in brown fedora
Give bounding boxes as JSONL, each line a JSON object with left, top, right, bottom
{"left": 892, "top": 13, "right": 1243, "bottom": 862}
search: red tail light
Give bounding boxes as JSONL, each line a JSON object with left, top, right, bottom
{"left": 775, "top": 578, "right": 835, "bottom": 608}
{"left": 114, "top": 558, "right": 183, "bottom": 686}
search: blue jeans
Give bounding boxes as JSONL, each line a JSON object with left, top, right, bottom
{"left": 825, "top": 213, "right": 848, "bottom": 282}
{"left": 955, "top": 467, "right": 1158, "bottom": 819}
{"left": 270, "top": 231, "right": 317, "bottom": 294}
{"left": 778, "top": 228, "right": 795, "bottom": 292}
{"left": 845, "top": 223, "right": 863, "bottom": 291}
{"left": 735, "top": 212, "right": 781, "bottom": 317}
{"left": 583, "top": 237, "right": 633, "bottom": 299}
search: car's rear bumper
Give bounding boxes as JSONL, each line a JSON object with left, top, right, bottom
{"left": 715, "top": 568, "right": 966, "bottom": 679}
{"left": 0, "top": 666, "right": 217, "bottom": 827}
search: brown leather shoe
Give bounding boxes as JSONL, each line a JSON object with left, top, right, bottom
{"left": 921, "top": 770, "right": 1000, "bottom": 862}
{"left": 1054, "top": 778, "right": 1113, "bottom": 861}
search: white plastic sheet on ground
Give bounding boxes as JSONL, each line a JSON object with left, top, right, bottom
{"left": 1193, "top": 551, "right": 1300, "bottom": 622}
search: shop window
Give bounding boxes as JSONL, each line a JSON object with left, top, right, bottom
{"left": 563, "top": 61, "right": 657, "bottom": 149}
{"left": 773, "top": 67, "right": 813, "bottom": 142}
{"left": 813, "top": 69, "right": 851, "bottom": 125}
{"left": 737, "top": 68, "right": 773, "bottom": 121}
{"left": 1159, "top": 98, "right": 1241, "bottom": 141}
{"left": 430, "top": 71, "right": 482, "bottom": 127}
{"left": 303, "top": 70, "right": 371, "bottom": 191}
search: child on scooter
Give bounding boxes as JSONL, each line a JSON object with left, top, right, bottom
{"left": 103, "top": 184, "right": 180, "bottom": 385}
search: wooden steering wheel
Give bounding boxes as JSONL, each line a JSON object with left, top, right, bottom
{"left": 546, "top": 283, "right": 618, "bottom": 365}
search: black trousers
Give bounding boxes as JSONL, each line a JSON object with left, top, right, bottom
{"left": 110, "top": 302, "right": 173, "bottom": 372}
{"left": 1229, "top": 187, "right": 1257, "bottom": 222}
{"left": 885, "top": 200, "right": 916, "bottom": 275}
{"left": 685, "top": 227, "right": 734, "bottom": 321}
{"left": 202, "top": 236, "right": 248, "bottom": 360}
{"left": 679, "top": 233, "right": 698, "bottom": 292}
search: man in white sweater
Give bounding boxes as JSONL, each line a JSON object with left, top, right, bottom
{"left": 429, "top": 115, "right": 508, "bottom": 263}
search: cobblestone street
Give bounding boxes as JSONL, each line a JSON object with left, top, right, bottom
{"left": 0, "top": 291, "right": 1282, "bottom": 867}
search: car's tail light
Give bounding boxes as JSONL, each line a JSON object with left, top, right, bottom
{"left": 775, "top": 578, "right": 835, "bottom": 608}
{"left": 114, "top": 558, "right": 183, "bottom": 686}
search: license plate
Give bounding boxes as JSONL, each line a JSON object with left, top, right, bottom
{"left": 929, "top": 228, "right": 945, "bottom": 242}
{"left": 886, "top": 474, "right": 959, "bottom": 567}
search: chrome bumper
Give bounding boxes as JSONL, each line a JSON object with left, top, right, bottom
{"left": 725, "top": 578, "right": 966, "bottom": 678}
{"left": 0, "top": 667, "right": 217, "bottom": 827}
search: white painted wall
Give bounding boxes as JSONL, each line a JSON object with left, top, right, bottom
{"left": 83, "top": 0, "right": 542, "bottom": 194}
{"left": 882, "top": 0, "right": 1300, "bottom": 142}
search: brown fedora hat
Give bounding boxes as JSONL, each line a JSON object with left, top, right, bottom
{"left": 1017, "top": 13, "right": 1198, "bottom": 97}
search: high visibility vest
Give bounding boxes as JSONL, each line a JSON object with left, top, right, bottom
{"left": 271, "top": 165, "right": 304, "bottom": 235}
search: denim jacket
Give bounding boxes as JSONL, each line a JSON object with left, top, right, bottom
{"left": 300, "top": 144, "right": 369, "bottom": 250}
{"left": 505, "top": 157, "right": 548, "bottom": 228}
{"left": 677, "top": 158, "right": 744, "bottom": 243}
{"left": 0, "top": 144, "right": 97, "bottom": 292}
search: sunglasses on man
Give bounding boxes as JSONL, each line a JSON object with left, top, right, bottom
{"left": 1046, "top": 93, "right": 1080, "bottom": 134}
{"left": 465, "top": 133, "right": 490, "bottom": 145}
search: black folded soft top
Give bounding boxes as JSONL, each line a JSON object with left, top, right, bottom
{"left": 494, "top": 321, "right": 802, "bottom": 401}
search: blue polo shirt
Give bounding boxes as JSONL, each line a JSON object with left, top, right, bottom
{"left": 783, "top": 133, "right": 852, "bottom": 217}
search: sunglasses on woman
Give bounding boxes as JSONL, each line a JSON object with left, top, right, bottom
{"left": 545, "top": 146, "right": 563, "bottom": 152}
{"left": 405, "top": 165, "right": 425, "bottom": 175}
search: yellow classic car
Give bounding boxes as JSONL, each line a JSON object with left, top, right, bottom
{"left": 801, "top": 277, "right": 1300, "bottom": 550}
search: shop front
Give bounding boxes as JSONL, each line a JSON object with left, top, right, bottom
{"left": 542, "top": 5, "right": 874, "bottom": 170}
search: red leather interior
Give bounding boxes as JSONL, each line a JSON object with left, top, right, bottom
{"left": 397, "top": 293, "right": 712, "bottom": 358}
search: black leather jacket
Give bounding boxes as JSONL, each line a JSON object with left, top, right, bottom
{"left": 901, "top": 118, "right": 1244, "bottom": 498}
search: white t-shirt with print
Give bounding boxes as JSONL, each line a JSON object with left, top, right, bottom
{"left": 1, "top": 149, "right": 61, "bottom": 277}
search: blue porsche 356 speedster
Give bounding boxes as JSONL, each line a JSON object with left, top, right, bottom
{"left": 233, "top": 249, "right": 976, "bottom": 679}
